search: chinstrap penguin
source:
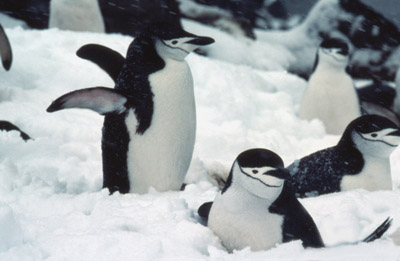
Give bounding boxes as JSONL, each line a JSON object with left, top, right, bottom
{"left": 205, "top": 148, "right": 324, "bottom": 252}
{"left": 200, "top": 148, "right": 392, "bottom": 252}
{"left": 49, "top": 0, "right": 105, "bottom": 33}
{"left": 47, "top": 25, "right": 214, "bottom": 194}
{"left": 299, "top": 38, "right": 361, "bottom": 135}
{"left": 356, "top": 78, "right": 400, "bottom": 126}
{"left": 287, "top": 115, "right": 400, "bottom": 198}
{"left": 0, "top": 24, "right": 12, "bottom": 71}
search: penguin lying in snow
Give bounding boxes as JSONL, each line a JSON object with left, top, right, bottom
{"left": 47, "top": 25, "right": 214, "bottom": 194}
{"left": 299, "top": 38, "right": 361, "bottom": 135}
{"left": 198, "top": 148, "right": 392, "bottom": 252}
{"left": 287, "top": 115, "right": 400, "bottom": 198}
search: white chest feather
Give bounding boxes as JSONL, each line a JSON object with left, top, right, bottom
{"left": 341, "top": 156, "right": 392, "bottom": 191}
{"left": 49, "top": 0, "right": 105, "bottom": 33}
{"left": 208, "top": 188, "right": 283, "bottom": 252}
{"left": 299, "top": 67, "right": 361, "bottom": 135}
{"left": 125, "top": 59, "right": 196, "bottom": 194}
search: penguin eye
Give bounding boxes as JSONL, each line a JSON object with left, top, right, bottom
{"left": 371, "top": 133, "right": 378, "bottom": 138}
{"left": 252, "top": 170, "right": 258, "bottom": 174}
{"left": 172, "top": 40, "right": 178, "bottom": 45}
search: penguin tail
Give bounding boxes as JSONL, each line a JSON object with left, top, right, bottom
{"left": 362, "top": 217, "right": 392, "bottom": 243}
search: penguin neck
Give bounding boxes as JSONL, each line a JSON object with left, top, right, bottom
{"left": 220, "top": 175, "right": 277, "bottom": 213}
{"left": 117, "top": 35, "right": 165, "bottom": 93}
{"left": 315, "top": 57, "right": 348, "bottom": 74}
{"left": 221, "top": 185, "right": 274, "bottom": 213}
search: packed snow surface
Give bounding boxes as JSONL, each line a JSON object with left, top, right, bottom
{"left": 0, "top": 18, "right": 399, "bottom": 260}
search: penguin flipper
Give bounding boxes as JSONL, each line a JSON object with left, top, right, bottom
{"left": 362, "top": 217, "right": 392, "bottom": 243}
{"left": 270, "top": 184, "right": 324, "bottom": 248}
{"left": 76, "top": 44, "right": 125, "bottom": 83}
{"left": 47, "top": 87, "right": 127, "bottom": 115}
{"left": 0, "top": 25, "right": 12, "bottom": 71}
{"left": 0, "top": 121, "right": 31, "bottom": 141}
{"left": 198, "top": 201, "right": 213, "bottom": 219}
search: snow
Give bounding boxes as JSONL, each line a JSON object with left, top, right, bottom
{"left": 0, "top": 15, "right": 400, "bottom": 260}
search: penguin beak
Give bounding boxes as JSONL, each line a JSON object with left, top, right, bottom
{"left": 383, "top": 129, "right": 400, "bottom": 146}
{"left": 185, "top": 36, "right": 215, "bottom": 46}
{"left": 388, "top": 129, "right": 400, "bottom": 137}
{"left": 263, "top": 168, "right": 291, "bottom": 180}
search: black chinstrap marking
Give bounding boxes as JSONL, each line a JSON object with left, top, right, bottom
{"left": 160, "top": 40, "right": 189, "bottom": 54}
{"left": 356, "top": 131, "right": 400, "bottom": 147}
{"left": 239, "top": 168, "right": 283, "bottom": 188}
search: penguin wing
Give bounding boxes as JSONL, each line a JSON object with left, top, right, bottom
{"left": 0, "top": 121, "right": 31, "bottom": 141}
{"left": 269, "top": 184, "right": 324, "bottom": 248}
{"left": 47, "top": 87, "right": 127, "bottom": 115}
{"left": 198, "top": 201, "right": 213, "bottom": 219}
{"left": 76, "top": 44, "right": 125, "bottom": 83}
{"left": 0, "top": 25, "right": 12, "bottom": 71}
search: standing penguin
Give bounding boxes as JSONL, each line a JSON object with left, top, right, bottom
{"left": 47, "top": 26, "right": 214, "bottom": 194}
{"left": 49, "top": 0, "right": 105, "bottom": 33}
{"left": 299, "top": 38, "right": 361, "bottom": 135}
{"left": 201, "top": 148, "right": 391, "bottom": 252}
{"left": 287, "top": 115, "right": 400, "bottom": 198}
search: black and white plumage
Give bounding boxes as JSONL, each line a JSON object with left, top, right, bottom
{"left": 47, "top": 26, "right": 214, "bottom": 194}
{"left": 356, "top": 77, "right": 400, "bottom": 126}
{"left": 299, "top": 38, "right": 362, "bottom": 135}
{"left": 204, "top": 148, "right": 324, "bottom": 252}
{"left": 199, "top": 148, "right": 393, "bottom": 252}
{"left": 287, "top": 115, "right": 400, "bottom": 198}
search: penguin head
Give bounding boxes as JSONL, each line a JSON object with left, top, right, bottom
{"left": 226, "top": 148, "right": 289, "bottom": 200}
{"left": 316, "top": 38, "right": 350, "bottom": 69}
{"left": 340, "top": 115, "right": 400, "bottom": 157}
{"left": 151, "top": 24, "right": 214, "bottom": 61}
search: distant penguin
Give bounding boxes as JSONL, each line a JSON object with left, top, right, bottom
{"left": 0, "top": 24, "right": 12, "bottom": 70}
{"left": 47, "top": 25, "right": 214, "bottom": 194}
{"left": 49, "top": 0, "right": 105, "bottom": 33}
{"left": 200, "top": 148, "right": 392, "bottom": 252}
{"left": 356, "top": 79, "right": 400, "bottom": 126}
{"left": 299, "top": 38, "right": 361, "bottom": 135}
{"left": 287, "top": 115, "right": 400, "bottom": 198}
